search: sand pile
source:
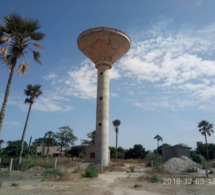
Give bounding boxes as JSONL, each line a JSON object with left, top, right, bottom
{"left": 163, "top": 156, "right": 201, "bottom": 173}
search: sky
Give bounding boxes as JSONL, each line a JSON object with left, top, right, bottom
{"left": 0, "top": 0, "right": 215, "bottom": 151}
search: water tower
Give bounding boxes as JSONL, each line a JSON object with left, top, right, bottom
{"left": 77, "top": 27, "right": 130, "bottom": 166}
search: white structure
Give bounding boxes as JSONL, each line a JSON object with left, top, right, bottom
{"left": 77, "top": 27, "right": 130, "bottom": 166}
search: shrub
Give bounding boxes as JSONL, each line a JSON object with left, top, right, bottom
{"left": 187, "top": 167, "right": 197, "bottom": 172}
{"left": 145, "top": 152, "right": 162, "bottom": 167}
{"left": 11, "top": 183, "right": 19, "bottom": 187}
{"left": 134, "top": 183, "right": 142, "bottom": 188}
{"left": 83, "top": 164, "right": 98, "bottom": 178}
{"left": 44, "top": 169, "right": 62, "bottom": 177}
{"left": 150, "top": 175, "right": 159, "bottom": 183}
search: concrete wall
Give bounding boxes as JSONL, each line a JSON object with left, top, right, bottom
{"left": 162, "top": 145, "right": 191, "bottom": 162}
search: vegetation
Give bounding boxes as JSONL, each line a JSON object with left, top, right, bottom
{"left": 44, "top": 169, "right": 62, "bottom": 178}
{"left": 112, "top": 119, "right": 121, "bottom": 161}
{"left": 81, "top": 130, "right": 96, "bottom": 146}
{"left": 56, "top": 126, "right": 77, "bottom": 152}
{"left": 82, "top": 164, "right": 98, "bottom": 178}
{"left": 198, "top": 120, "right": 214, "bottom": 177}
{"left": 10, "top": 183, "right": 19, "bottom": 187}
{"left": 124, "top": 144, "right": 147, "bottom": 159}
{"left": 18, "top": 84, "right": 42, "bottom": 165}
{"left": 145, "top": 152, "right": 162, "bottom": 167}
{"left": 149, "top": 175, "right": 159, "bottom": 183}
{"left": 0, "top": 14, "right": 45, "bottom": 136}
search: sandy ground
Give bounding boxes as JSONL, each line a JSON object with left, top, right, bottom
{"left": 0, "top": 163, "right": 215, "bottom": 195}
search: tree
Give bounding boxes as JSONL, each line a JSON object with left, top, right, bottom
{"left": 156, "top": 143, "right": 171, "bottom": 155}
{"left": 55, "top": 126, "right": 77, "bottom": 152}
{"left": 124, "top": 144, "right": 147, "bottom": 159}
{"left": 0, "top": 14, "right": 45, "bottom": 137}
{"left": 198, "top": 120, "right": 214, "bottom": 177}
{"left": 5, "top": 140, "right": 28, "bottom": 157}
{"left": 154, "top": 135, "right": 163, "bottom": 148}
{"left": 198, "top": 120, "right": 213, "bottom": 161}
{"left": 44, "top": 130, "right": 57, "bottom": 156}
{"left": 81, "top": 130, "right": 96, "bottom": 146}
{"left": 112, "top": 119, "right": 121, "bottom": 161}
{"left": 18, "top": 84, "right": 42, "bottom": 165}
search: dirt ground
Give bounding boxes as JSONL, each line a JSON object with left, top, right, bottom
{"left": 0, "top": 162, "right": 215, "bottom": 195}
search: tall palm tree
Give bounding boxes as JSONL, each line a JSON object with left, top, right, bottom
{"left": 154, "top": 135, "right": 163, "bottom": 148}
{"left": 0, "top": 14, "right": 45, "bottom": 137}
{"left": 198, "top": 120, "right": 213, "bottom": 161}
{"left": 18, "top": 84, "right": 42, "bottom": 165}
{"left": 112, "top": 119, "right": 121, "bottom": 161}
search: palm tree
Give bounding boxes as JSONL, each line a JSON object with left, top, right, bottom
{"left": 198, "top": 120, "right": 214, "bottom": 160}
{"left": 112, "top": 119, "right": 121, "bottom": 161}
{"left": 154, "top": 135, "right": 163, "bottom": 148}
{"left": 44, "top": 130, "right": 56, "bottom": 157}
{"left": 198, "top": 120, "right": 213, "bottom": 178}
{"left": 18, "top": 84, "right": 42, "bottom": 165}
{"left": 0, "top": 14, "right": 45, "bottom": 137}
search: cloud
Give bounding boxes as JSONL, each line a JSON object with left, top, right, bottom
{"left": 41, "top": 19, "right": 215, "bottom": 112}
{"left": 34, "top": 97, "right": 73, "bottom": 112}
{"left": 50, "top": 60, "right": 121, "bottom": 100}
{"left": 116, "top": 20, "right": 215, "bottom": 111}
{"left": 4, "top": 121, "right": 21, "bottom": 127}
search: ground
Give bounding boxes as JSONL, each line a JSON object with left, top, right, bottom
{"left": 0, "top": 161, "right": 214, "bottom": 195}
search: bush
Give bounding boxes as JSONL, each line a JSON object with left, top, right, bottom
{"left": 150, "top": 175, "right": 159, "bottom": 183}
{"left": 187, "top": 167, "right": 197, "bottom": 172}
{"left": 44, "top": 169, "right": 62, "bottom": 177}
{"left": 190, "top": 151, "right": 203, "bottom": 164}
{"left": 145, "top": 152, "right": 162, "bottom": 167}
{"left": 83, "top": 164, "right": 98, "bottom": 178}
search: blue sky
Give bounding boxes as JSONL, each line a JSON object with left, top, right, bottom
{"left": 0, "top": 0, "right": 215, "bottom": 151}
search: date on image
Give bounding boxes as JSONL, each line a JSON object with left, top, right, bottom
{"left": 163, "top": 178, "right": 215, "bottom": 185}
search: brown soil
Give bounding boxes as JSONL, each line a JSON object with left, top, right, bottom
{"left": 0, "top": 163, "right": 214, "bottom": 195}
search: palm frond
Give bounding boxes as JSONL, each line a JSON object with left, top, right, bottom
{"left": 18, "top": 62, "right": 29, "bottom": 75}
{"left": 32, "top": 50, "right": 41, "bottom": 64}
{"left": 29, "top": 31, "right": 45, "bottom": 41}
{"left": 32, "top": 42, "right": 42, "bottom": 49}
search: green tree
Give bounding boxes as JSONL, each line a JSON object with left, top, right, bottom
{"left": 5, "top": 140, "right": 28, "bottom": 157}
{"left": 198, "top": 120, "right": 214, "bottom": 177}
{"left": 124, "top": 144, "right": 147, "bottom": 159}
{"left": 56, "top": 126, "right": 77, "bottom": 152}
{"left": 156, "top": 143, "right": 171, "bottom": 155}
{"left": 43, "top": 131, "right": 58, "bottom": 156}
{"left": 0, "top": 14, "right": 45, "bottom": 136}
{"left": 112, "top": 119, "right": 121, "bottom": 161}
{"left": 18, "top": 84, "right": 42, "bottom": 165}
{"left": 198, "top": 120, "right": 213, "bottom": 161}
{"left": 154, "top": 135, "right": 163, "bottom": 148}
{"left": 81, "top": 130, "right": 96, "bottom": 146}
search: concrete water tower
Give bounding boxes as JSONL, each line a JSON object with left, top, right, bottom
{"left": 77, "top": 27, "right": 130, "bottom": 166}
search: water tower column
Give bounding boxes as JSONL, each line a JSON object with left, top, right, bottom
{"left": 95, "top": 64, "right": 111, "bottom": 166}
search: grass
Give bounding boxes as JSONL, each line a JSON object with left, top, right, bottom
{"left": 44, "top": 169, "right": 63, "bottom": 177}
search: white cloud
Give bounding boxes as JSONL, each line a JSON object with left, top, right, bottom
{"left": 34, "top": 97, "right": 72, "bottom": 112}
{"left": 54, "top": 60, "right": 121, "bottom": 100}
{"left": 43, "top": 72, "right": 57, "bottom": 80}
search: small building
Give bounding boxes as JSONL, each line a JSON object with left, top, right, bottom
{"left": 85, "top": 145, "right": 110, "bottom": 164}
{"left": 162, "top": 145, "right": 191, "bottom": 162}
{"left": 36, "top": 146, "right": 63, "bottom": 157}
